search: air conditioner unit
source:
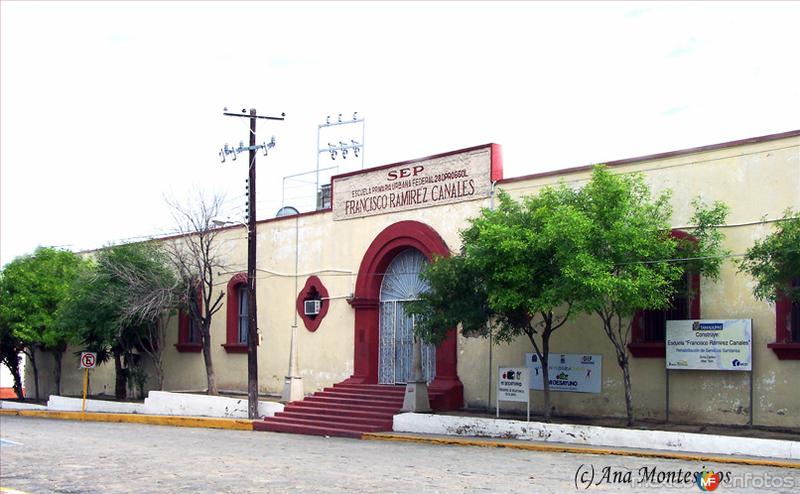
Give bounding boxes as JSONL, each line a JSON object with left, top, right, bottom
{"left": 304, "top": 299, "right": 321, "bottom": 316}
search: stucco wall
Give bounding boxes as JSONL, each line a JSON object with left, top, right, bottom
{"left": 29, "top": 134, "right": 800, "bottom": 428}
{"left": 459, "top": 135, "right": 800, "bottom": 428}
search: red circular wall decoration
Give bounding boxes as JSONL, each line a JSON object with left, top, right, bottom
{"left": 296, "top": 275, "right": 330, "bottom": 332}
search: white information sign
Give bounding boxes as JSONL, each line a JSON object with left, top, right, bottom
{"left": 666, "top": 319, "right": 752, "bottom": 371}
{"left": 525, "top": 353, "right": 602, "bottom": 394}
{"left": 332, "top": 147, "right": 493, "bottom": 220}
{"left": 80, "top": 352, "right": 97, "bottom": 369}
{"left": 497, "top": 367, "right": 530, "bottom": 402}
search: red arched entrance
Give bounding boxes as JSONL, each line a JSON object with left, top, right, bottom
{"left": 345, "top": 220, "right": 463, "bottom": 410}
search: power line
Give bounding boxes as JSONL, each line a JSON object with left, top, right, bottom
{"left": 614, "top": 248, "right": 800, "bottom": 267}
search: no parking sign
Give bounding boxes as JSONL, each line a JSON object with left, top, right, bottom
{"left": 79, "top": 352, "right": 96, "bottom": 413}
{"left": 80, "top": 352, "right": 97, "bottom": 369}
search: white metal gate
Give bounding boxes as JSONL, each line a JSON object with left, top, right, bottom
{"left": 378, "top": 249, "right": 436, "bottom": 384}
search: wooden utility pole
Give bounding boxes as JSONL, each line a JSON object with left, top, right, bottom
{"left": 246, "top": 108, "right": 258, "bottom": 421}
{"left": 221, "top": 108, "right": 284, "bottom": 419}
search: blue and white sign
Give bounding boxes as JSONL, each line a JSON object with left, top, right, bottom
{"left": 666, "top": 319, "right": 752, "bottom": 371}
{"left": 525, "top": 353, "right": 602, "bottom": 394}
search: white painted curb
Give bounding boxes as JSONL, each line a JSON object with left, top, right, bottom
{"left": 47, "top": 395, "right": 145, "bottom": 414}
{"left": 0, "top": 400, "right": 47, "bottom": 410}
{"left": 7, "top": 392, "right": 284, "bottom": 419}
{"left": 393, "top": 413, "right": 800, "bottom": 460}
{"left": 142, "top": 391, "right": 283, "bottom": 419}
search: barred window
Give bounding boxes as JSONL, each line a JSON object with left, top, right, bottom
{"left": 237, "top": 285, "right": 248, "bottom": 344}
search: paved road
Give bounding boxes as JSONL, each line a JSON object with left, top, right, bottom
{"left": 0, "top": 416, "right": 797, "bottom": 493}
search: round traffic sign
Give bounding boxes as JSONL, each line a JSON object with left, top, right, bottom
{"left": 80, "top": 352, "right": 97, "bottom": 369}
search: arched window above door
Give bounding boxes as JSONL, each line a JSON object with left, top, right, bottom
{"left": 380, "top": 248, "right": 430, "bottom": 301}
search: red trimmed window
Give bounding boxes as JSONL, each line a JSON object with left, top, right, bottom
{"left": 768, "top": 277, "right": 800, "bottom": 359}
{"left": 629, "top": 230, "right": 700, "bottom": 358}
{"left": 296, "top": 276, "right": 329, "bottom": 332}
{"left": 175, "top": 287, "right": 202, "bottom": 353}
{"left": 223, "top": 272, "right": 251, "bottom": 353}
{"left": 175, "top": 310, "right": 202, "bottom": 352}
{"left": 236, "top": 285, "right": 249, "bottom": 344}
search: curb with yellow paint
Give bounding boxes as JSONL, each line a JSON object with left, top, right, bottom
{"left": 0, "top": 408, "right": 253, "bottom": 431}
{"left": 362, "top": 432, "right": 800, "bottom": 470}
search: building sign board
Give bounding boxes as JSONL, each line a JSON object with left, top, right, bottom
{"left": 525, "top": 353, "right": 602, "bottom": 394}
{"left": 497, "top": 367, "right": 530, "bottom": 402}
{"left": 332, "top": 147, "right": 493, "bottom": 220}
{"left": 666, "top": 319, "right": 752, "bottom": 371}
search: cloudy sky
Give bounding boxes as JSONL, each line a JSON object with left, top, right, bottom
{"left": 2, "top": 1, "right": 799, "bottom": 266}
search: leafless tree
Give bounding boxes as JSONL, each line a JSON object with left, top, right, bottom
{"left": 164, "top": 192, "right": 229, "bottom": 395}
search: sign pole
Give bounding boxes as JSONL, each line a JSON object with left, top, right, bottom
{"left": 79, "top": 351, "right": 96, "bottom": 416}
{"left": 665, "top": 367, "right": 670, "bottom": 423}
{"left": 749, "top": 352, "right": 754, "bottom": 427}
{"left": 81, "top": 368, "right": 89, "bottom": 414}
{"left": 527, "top": 395, "right": 530, "bottom": 422}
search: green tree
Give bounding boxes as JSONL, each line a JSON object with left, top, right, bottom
{"left": 569, "top": 166, "right": 728, "bottom": 425}
{"left": 0, "top": 303, "right": 26, "bottom": 399}
{"left": 411, "top": 186, "right": 587, "bottom": 422}
{"left": 96, "top": 241, "right": 180, "bottom": 390}
{"left": 59, "top": 242, "right": 179, "bottom": 398}
{"left": 738, "top": 209, "right": 800, "bottom": 303}
{"left": 0, "top": 247, "right": 84, "bottom": 400}
{"left": 59, "top": 255, "right": 127, "bottom": 398}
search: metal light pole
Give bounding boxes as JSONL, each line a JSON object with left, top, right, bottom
{"left": 316, "top": 112, "right": 364, "bottom": 203}
{"left": 220, "top": 108, "right": 284, "bottom": 419}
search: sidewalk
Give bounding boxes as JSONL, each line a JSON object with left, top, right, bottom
{"left": 3, "top": 394, "right": 799, "bottom": 469}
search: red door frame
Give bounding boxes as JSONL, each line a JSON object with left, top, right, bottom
{"left": 345, "top": 220, "right": 463, "bottom": 409}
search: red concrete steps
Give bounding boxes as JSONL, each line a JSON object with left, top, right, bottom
{"left": 253, "top": 420, "right": 367, "bottom": 439}
{"left": 259, "top": 415, "right": 386, "bottom": 432}
{"left": 258, "top": 383, "right": 407, "bottom": 438}
{"left": 318, "top": 389, "right": 405, "bottom": 401}
{"left": 273, "top": 411, "right": 393, "bottom": 429}
{"left": 303, "top": 395, "right": 402, "bottom": 409}
{"left": 331, "top": 383, "right": 407, "bottom": 394}
{"left": 282, "top": 403, "right": 394, "bottom": 421}
{"left": 293, "top": 399, "right": 399, "bottom": 414}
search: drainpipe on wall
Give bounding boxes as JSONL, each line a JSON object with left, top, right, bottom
{"left": 282, "top": 215, "right": 304, "bottom": 402}
{"left": 487, "top": 181, "right": 497, "bottom": 412}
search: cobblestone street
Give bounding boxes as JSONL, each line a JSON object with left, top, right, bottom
{"left": 1, "top": 416, "right": 797, "bottom": 493}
